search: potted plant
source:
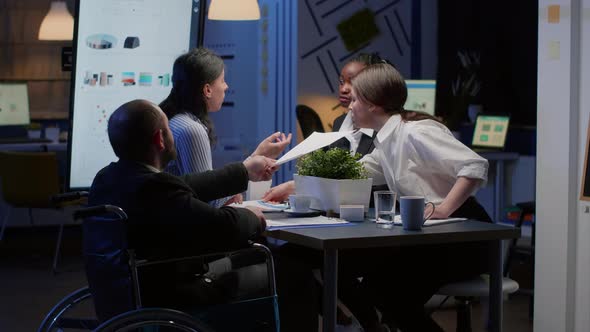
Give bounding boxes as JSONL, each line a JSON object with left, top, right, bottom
{"left": 294, "top": 148, "right": 373, "bottom": 214}
{"left": 448, "top": 50, "right": 482, "bottom": 130}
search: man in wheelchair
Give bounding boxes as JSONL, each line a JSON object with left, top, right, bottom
{"left": 87, "top": 99, "right": 279, "bottom": 322}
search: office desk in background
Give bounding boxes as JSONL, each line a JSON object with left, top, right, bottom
{"left": 266, "top": 220, "right": 519, "bottom": 332}
{"left": 479, "top": 152, "right": 520, "bottom": 222}
{"left": 0, "top": 142, "right": 69, "bottom": 188}
{"left": 0, "top": 142, "right": 67, "bottom": 152}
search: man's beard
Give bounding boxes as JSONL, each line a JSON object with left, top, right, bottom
{"left": 162, "top": 138, "right": 177, "bottom": 166}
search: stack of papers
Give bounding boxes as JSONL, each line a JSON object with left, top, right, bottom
{"left": 232, "top": 200, "right": 351, "bottom": 230}
{"left": 265, "top": 215, "right": 350, "bottom": 230}
{"left": 276, "top": 131, "right": 354, "bottom": 165}
{"left": 231, "top": 200, "right": 288, "bottom": 212}
{"left": 390, "top": 215, "right": 467, "bottom": 227}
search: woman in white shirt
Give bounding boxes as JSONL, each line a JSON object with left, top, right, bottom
{"left": 160, "top": 48, "right": 291, "bottom": 207}
{"left": 351, "top": 62, "right": 490, "bottom": 220}
{"left": 264, "top": 62, "right": 490, "bottom": 221}
{"left": 345, "top": 62, "right": 492, "bottom": 332}
{"left": 265, "top": 60, "right": 493, "bottom": 331}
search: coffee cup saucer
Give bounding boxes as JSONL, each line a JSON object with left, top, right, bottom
{"left": 284, "top": 208, "right": 321, "bottom": 217}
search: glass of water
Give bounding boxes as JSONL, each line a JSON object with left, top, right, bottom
{"left": 374, "top": 190, "right": 397, "bottom": 229}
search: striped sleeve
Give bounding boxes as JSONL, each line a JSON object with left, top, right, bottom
{"left": 168, "top": 114, "right": 232, "bottom": 207}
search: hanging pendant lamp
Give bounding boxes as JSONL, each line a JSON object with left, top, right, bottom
{"left": 208, "top": 0, "right": 260, "bottom": 21}
{"left": 38, "top": 1, "right": 74, "bottom": 40}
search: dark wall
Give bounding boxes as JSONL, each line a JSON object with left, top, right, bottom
{"left": 297, "top": 0, "right": 438, "bottom": 131}
{"left": 437, "top": 0, "right": 538, "bottom": 128}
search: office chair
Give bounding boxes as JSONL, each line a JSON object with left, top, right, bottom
{"left": 436, "top": 275, "right": 519, "bottom": 332}
{"left": 0, "top": 151, "right": 60, "bottom": 239}
{"left": 51, "top": 191, "right": 89, "bottom": 272}
{"left": 296, "top": 104, "right": 325, "bottom": 139}
{"left": 0, "top": 152, "right": 85, "bottom": 273}
{"left": 78, "top": 204, "right": 280, "bottom": 331}
{"left": 435, "top": 222, "right": 522, "bottom": 332}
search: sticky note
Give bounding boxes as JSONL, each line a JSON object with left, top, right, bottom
{"left": 548, "top": 40, "right": 560, "bottom": 60}
{"left": 548, "top": 5, "right": 560, "bottom": 23}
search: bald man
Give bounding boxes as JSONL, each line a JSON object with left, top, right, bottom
{"left": 88, "top": 100, "right": 276, "bottom": 319}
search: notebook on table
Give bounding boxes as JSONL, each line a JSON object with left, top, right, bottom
{"left": 392, "top": 215, "right": 467, "bottom": 227}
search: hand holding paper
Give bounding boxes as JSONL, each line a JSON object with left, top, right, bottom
{"left": 276, "top": 131, "right": 354, "bottom": 165}
{"left": 243, "top": 156, "right": 277, "bottom": 181}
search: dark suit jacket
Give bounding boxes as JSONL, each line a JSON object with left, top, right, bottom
{"left": 329, "top": 113, "right": 376, "bottom": 157}
{"left": 89, "top": 159, "right": 261, "bottom": 259}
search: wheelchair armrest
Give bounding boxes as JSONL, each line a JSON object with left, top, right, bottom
{"left": 249, "top": 242, "right": 277, "bottom": 295}
{"left": 74, "top": 205, "right": 128, "bottom": 220}
{"left": 51, "top": 191, "right": 89, "bottom": 208}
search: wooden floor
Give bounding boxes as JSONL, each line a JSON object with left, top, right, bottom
{"left": 0, "top": 226, "right": 534, "bottom": 332}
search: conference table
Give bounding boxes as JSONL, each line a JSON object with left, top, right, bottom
{"left": 266, "top": 219, "right": 519, "bottom": 332}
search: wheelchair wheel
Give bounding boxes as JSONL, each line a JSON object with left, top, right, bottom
{"left": 38, "top": 286, "right": 99, "bottom": 331}
{"left": 93, "top": 308, "right": 214, "bottom": 332}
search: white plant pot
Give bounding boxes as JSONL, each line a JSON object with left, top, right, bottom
{"left": 294, "top": 174, "right": 373, "bottom": 213}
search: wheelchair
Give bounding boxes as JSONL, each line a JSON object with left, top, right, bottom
{"left": 93, "top": 308, "right": 215, "bottom": 332}
{"left": 39, "top": 197, "right": 280, "bottom": 332}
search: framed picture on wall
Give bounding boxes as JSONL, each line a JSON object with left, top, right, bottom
{"left": 580, "top": 118, "right": 590, "bottom": 201}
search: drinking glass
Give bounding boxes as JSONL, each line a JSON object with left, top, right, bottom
{"left": 374, "top": 191, "right": 397, "bottom": 229}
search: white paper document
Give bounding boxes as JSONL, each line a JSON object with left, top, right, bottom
{"left": 231, "top": 200, "right": 288, "bottom": 212}
{"left": 276, "top": 131, "right": 354, "bottom": 165}
{"left": 265, "top": 215, "right": 350, "bottom": 230}
{"left": 391, "top": 215, "right": 467, "bottom": 227}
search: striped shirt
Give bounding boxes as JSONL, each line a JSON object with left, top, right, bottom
{"left": 166, "top": 112, "right": 231, "bottom": 207}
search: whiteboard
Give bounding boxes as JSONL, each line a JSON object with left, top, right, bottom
{"left": 68, "top": 0, "right": 203, "bottom": 189}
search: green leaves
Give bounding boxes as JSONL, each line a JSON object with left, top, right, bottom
{"left": 296, "top": 148, "right": 368, "bottom": 180}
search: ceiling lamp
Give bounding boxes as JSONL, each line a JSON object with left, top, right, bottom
{"left": 38, "top": 1, "right": 74, "bottom": 41}
{"left": 208, "top": 0, "right": 260, "bottom": 21}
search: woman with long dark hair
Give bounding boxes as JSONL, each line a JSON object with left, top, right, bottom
{"left": 160, "top": 48, "right": 291, "bottom": 206}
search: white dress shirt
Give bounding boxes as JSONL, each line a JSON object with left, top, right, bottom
{"left": 140, "top": 162, "right": 161, "bottom": 173}
{"left": 338, "top": 112, "right": 374, "bottom": 154}
{"left": 360, "top": 114, "right": 488, "bottom": 204}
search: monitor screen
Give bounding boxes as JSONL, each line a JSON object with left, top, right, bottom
{"left": 68, "top": 0, "right": 203, "bottom": 190}
{"left": 404, "top": 80, "right": 436, "bottom": 115}
{"left": 0, "top": 82, "right": 30, "bottom": 126}
{"left": 472, "top": 115, "right": 510, "bottom": 148}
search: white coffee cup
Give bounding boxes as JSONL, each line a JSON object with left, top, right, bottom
{"left": 246, "top": 180, "right": 272, "bottom": 200}
{"left": 288, "top": 194, "right": 311, "bottom": 212}
{"left": 44, "top": 127, "right": 60, "bottom": 143}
